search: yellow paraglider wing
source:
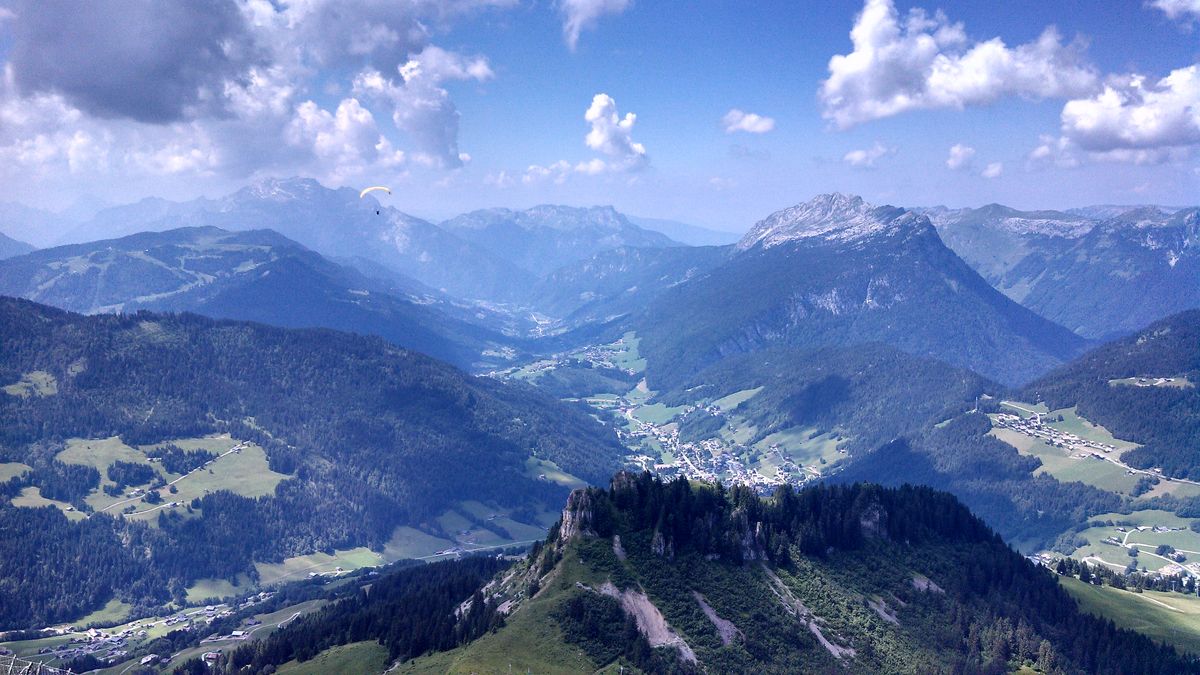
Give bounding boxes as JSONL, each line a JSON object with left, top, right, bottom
{"left": 359, "top": 186, "right": 392, "bottom": 199}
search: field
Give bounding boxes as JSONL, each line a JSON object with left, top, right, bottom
{"left": 991, "top": 427, "right": 1140, "bottom": 495}
{"left": 255, "top": 547, "right": 383, "bottom": 587}
{"left": 186, "top": 574, "right": 254, "bottom": 604}
{"left": 2, "top": 370, "right": 57, "bottom": 397}
{"left": 1061, "top": 576, "right": 1200, "bottom": 655}
{"left": 753, "top": 426, "right": 846, "bottom": 470}
{"left": 52, "top": 435, "right": 289, "bottom": 522}
{"left": 525, "top": 457, "right": 587, "bottom": 489}
{"left": 1045, "top": 406, "right": 1139, "bottom": 451}
{"left": 1067, "top": 510, "right": 1200, "bottom": 573}
{"left": 277, "top": 640, "right": 390, "bottom": 674}
{"left": 711, "top": 387, "right": 762, "bottom": 412}
{"left": 165, "top": 599, "right": 328, "bottom": 670}
{"left": 0, "top": 462, "right": 30, "bottom": 482}
{"left": 607, "top": 331, "right": 646, "bottom": 373}
{"left": 632, "top": 402, "right": 687, "bottom": 424}
{"left": 75, "top": 598, "right": 134, "bottom": 628}
{"left": 10, "top": 486, "right": 86, "bottom": 520}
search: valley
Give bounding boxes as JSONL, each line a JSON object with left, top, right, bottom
{"left": 497, "top": 332, "right": 849, "bottom": 493}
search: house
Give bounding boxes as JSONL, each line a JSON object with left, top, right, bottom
{"left": 203, "top": 650, "right": 222, "bottom": 662}
{"left": 140, "top": 655, "right": 160, "bottom": 665}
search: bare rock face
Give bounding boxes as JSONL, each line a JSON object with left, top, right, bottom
{"left": 858, "top": 499, "right": 889, "bottom": 540}
{"left": 559, "top": 488, "right": 599, "bottom": 541}
{"left": 651, "top": 529, "right": 674, "bottom": 560}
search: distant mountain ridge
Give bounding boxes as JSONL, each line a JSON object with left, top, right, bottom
{"left": 637, "top": 194, "right": 1087, "bottom": 389}
{"left": 0, "top": 231, "right": 33, "bottom": 259}
{"left": 929, "top": 204, "right": 1200, "bottom": 339}
{"left": 440, "top": 205, "right": 679, "bottom": 278}
{"left": 627, "top": 214, "right": 742, "bottom": 246}
{"left": 0, "top": 226, "right": 516, "bottom": 369}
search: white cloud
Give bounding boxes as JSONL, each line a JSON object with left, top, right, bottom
{"left": 286, "top": 98, "right": 404, "bottom": 181}
{"left": 945, "top": 143, "right": 976, "bottom": 170}
{"left": 559, "top": 0, "right": 630, "bottom": 51}
{"left": 1060, "top": 65, "right": 1200, "bottom": 155}
{"left": 484, "top": 170, "right": 515, "bottom": 187}
{"left": 820, "top": 0, "right": 1098, "bottom": 128}
{"left": 722, "top": 109, "right": 775, "bottom": 134}
{"left": 0, "top": 0, "right": 509, "bottom": 199}
{"left": 584, "top": 93, "right": 648, "bottom": 171}
{"left": 523, "top": 160, "right": 573, "bottom": 184}
{"left": 842, "top": 141, "right": 894, "bottom": 168}
{"left": 1027, "top": 134, "right": 1080, "bottom": 168}
{"left": 981, "top": 161, "right": 1003, "bottom": 178}
{"left": 353, "top": 46, "right": 493, "bottom": 169}
{"left": 1150, "top": 0, "right": 1200, "bottom": 20}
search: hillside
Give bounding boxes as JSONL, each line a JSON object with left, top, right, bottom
{"left": 0, "top": 231, "right": 34, "bottom": 259}
{"left": 396, "top": 473, "right": 1195, "bottom": 674}
{"left": 0, "top": 227, "right": 514, "bottom": 369}
{"left": 529, "top": 244, "right": 729, "bottom": 323}
{"left": 0, "top": 298, "right": 623, "bottom": 629}
{"left": 441, "top": 205, "right": 680, "bottom": 278}
{"left": 1023, "top": 310, "right": 1200, "bottom": 480}
{"left": 637, "top": 194, "right": 1086, "bottom": 389}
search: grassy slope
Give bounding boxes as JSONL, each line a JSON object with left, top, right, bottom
{"left": 1061, "top": 576, "right": 1200, "bottom": 656}
{"left": 277, "top": 640, "right": 390, "bottom": 675}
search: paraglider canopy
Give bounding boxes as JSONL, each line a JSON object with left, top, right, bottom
{"left": 359, "top": 186, "right": 391, "bottom": 199}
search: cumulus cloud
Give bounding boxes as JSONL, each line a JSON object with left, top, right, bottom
{"left": 820, "top": 0, "right": 1098, "bottom": 128}
{"left": 559, "top": 0, "right": 630, "bottom": 50}
{"left": 354, "top": 46, "right": 493, "bottom": 168}
{"left": 3, "top": 0, "right": 258, "bottom": 123}
{"left": 981, "top": 161, "right": 1003, "bottom": 178}
{"left": 519, "top": 94, "right": 647, "bottom": 185}
{"left": 1150, "top": 0, "right": 1200, "bottom": 21}
{"left": 1060, "top": 65, "right": 1200, "bottom": 155}
{"left": 0, "top": 0, "right": 512, "bottom": 196}
{"left": 286, "top": 98, "right": 403, "bottom": 178}
{"left": 722, "top": 109, "right": 775, "bottom": 134}
{"left": 584, "top": 93, "right": 648, "bottom": 171}
{"left": 842, "top": 141, "right": 894, "bottom": 168}
{"left": 945, "top": 143, "right": 976, "bottom": 169}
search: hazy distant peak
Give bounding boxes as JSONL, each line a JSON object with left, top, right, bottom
{"left": 445, "top": 204, "right": 634, "bottom": 232}
{"left": 737, "top": 193, "right": 927, "bottom": 250}
{"left": 240, "top": 176, "right": 329, "bottom": 201}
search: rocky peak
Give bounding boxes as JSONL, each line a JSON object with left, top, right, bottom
{"left": 736, "top": 193, "right": 929, "bottom": 250}
{"left": 559, "top": 488, "right": 603, "bottom": 542}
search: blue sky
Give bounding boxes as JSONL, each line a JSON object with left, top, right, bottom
{"left": 1, "top": 0, "right": 1198, "bottom": 232}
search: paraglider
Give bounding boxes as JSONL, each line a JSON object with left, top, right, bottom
{"left": 359, "top": 186, "right": 391, "bottom": 215}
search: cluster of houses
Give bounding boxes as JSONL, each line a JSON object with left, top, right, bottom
{"left": 992, "top": 412, "right": 1119, "bottom": 457}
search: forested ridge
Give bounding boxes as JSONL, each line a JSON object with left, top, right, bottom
{"left": 0, "top": 297, "right": 623, "bottom": 628}
{"left": 394, "top": 473, "right": 1198, "bottom": 673}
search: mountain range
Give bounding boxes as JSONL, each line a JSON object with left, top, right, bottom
{"left": 927, "top": 204, "right": 1200, "bottom": 340}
